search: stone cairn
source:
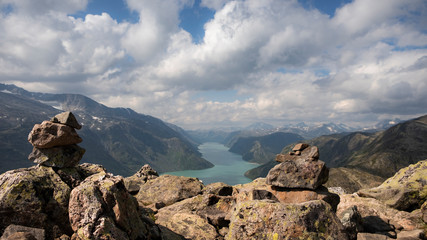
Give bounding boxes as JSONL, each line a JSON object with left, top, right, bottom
{"left": 27, "top": 111, "right": 85, "bottom": 168}
{"left": 265, "top": 143, "right": 338, "bottom": 209}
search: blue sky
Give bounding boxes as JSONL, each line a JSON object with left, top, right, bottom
{"left": 1, "top": 0, "right": 426, "bottom": 129}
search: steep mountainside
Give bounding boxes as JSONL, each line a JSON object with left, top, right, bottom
{"left": 0, "top": 92, "right": 60, "bottom": 172}
{"left": 0, "top": 84, "right": 213, "bottom": 175}
{"left": 245, "top": 115, "right": 427, "bottom": 190}
{"left": 228, "top": 132, "right": 304, "bottom": 164}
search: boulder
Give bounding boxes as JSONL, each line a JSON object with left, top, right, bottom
{"left": 268, "top": 185, "right": 340, "bottom": 212}
{"left": 337, "top": 194, "right": 424, "bottom": 234}
{"left": 266, "top": 155, "right": 328, "bottom": 189}
{"left": 357, "top": 232, "right": 392, "bottom": 240}
{"left": 69, "top": 172, "right": 150, "bottom": 240}
{"left": 396, "top": 229, "right": 425, "bottom": 240}
{"left": 2, "top": 232, "right": 38, "bottom": 240}
{"left": 1, "top": 225, "right": 44, "bottom": 240}
{"left": 157, "top": 212, "right": 218, "bottom": 240}
{"left": 357, "top": 160, "right": 427, "bottom": 211}
{"left": 76, "top": 163, "right": 107, "bottom": 178}
{"left": 50, "top": 111, "right": 82, "bottom": 130}
{"left": 135, "top": 175, "right": 204, "bottom": 208}
{"left": 339, "top": 206, "right": 364, "bottom": 240}
{"left": 203, "top": 182, "right": 234, "bottom": 196}
{"left": 0, "top": 166, "right": 72, "bottom": 238}
{"left": 422, "top": 201, "right": 427, "bottom": 223}
{"left": 28, "top": 121, "right": 82, "bottom": 148}
{"left": 226, "top": 200, "right": 349, "bottom": 240}
{"left": 28, "top": 145, "right": 85, "bottom": 168}
{"left": 124, "top": 164, "right": 159, "bottom": 194}
{"left": 156, "top": 189, "right": 236, "bottom": 239}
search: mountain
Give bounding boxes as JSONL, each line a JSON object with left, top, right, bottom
{"left": 0, "top": 84, "right": 213, "bottom": 175}
{"left": 362, "top": 118, "right": 402, "bottom": 132}
{"left": 185, "top": 129, "right": 230, "bottom": 144}
{"left": 245, "top": 115, "right": 427, "bottom": 191}
{"left": 243, "top": 122, "right": 276, "bottom": 131}
{"left": 279, "top": 122, "right": 356, "bottom": 139}
{"left": 228, "top": 132, "right": 304, "bottom": 164}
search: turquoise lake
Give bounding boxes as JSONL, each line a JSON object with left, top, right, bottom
{"left": 164, "top": 142, "right": 257, "bottom": 185}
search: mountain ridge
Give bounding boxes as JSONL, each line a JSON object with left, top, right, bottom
{"left": 0, "top": 84, "right": 213, "bottom": 175}
{"left": 245, "top": 114, "right": 427, "bottom": 192}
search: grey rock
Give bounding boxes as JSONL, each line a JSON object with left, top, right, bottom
{"left": 135, "top": 175, "right": 204, "bottom": 207}
{"left": 124, "top": 164, "right": 159, "bottom": 194}
{"left": 267, "top": 155, "right": 328, "bottom": 189}
{"left": 51, "top": 111, "right": 82, "bottom": 130}
{"left": 69, "top": 172, "right": 150, "bottom": 239}
{"left": 28, "top": 121, "right": 82, "bottom": 148}
{"left": 28, "top": 144, "right": 85, "bottom": 168}
{"left": 339, "top": 206, "right": 363, "bottom": 240}
{"left": 226, "top": 200, "right": 349, "bottom": 240}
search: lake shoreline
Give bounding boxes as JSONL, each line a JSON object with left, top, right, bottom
{"left": 163, "top": 142, "right": 258, "bottom": 185}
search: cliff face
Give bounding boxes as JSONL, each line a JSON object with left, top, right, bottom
{"left": 0, "top": 113, "right": 426, "bottom": 239}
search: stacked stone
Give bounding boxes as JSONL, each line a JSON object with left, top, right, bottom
{"left": 267, "top": 143, "right": 328, "bottom": 189}
{"left": 27, "top": 111, "right": 85, "bottom": 168}
{"left": 265, "top": 143, "right": 339, "bottom": 210}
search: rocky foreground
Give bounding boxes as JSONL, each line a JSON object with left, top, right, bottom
{"left": 0, "top": 113, "right": 426, "bottom": 240}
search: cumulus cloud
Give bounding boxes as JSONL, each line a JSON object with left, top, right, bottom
{"left": 0, "top": 0, "right": 426, "bottom": 129}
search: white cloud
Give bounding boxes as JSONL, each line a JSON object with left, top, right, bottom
{"left": 1, "top": 0, "right": 427, "bottom": 129}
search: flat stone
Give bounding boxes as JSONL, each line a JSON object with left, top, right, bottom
{"left": 292, "top": 143, "right": 309, "bottom": 151}
{"left": 28, "top": 145, "right": 85, "bottom": 168}
{"left": 28, "top": 121, "right": 82, "bottom": 148}
{"left": 268, "top": 185, "right": 340, "bottom": 212}
{"left": 51, "top": 111, "right": 82, "bottom": 130}
{"left": 396, "top": 229, "right": 425, "bottom": 240}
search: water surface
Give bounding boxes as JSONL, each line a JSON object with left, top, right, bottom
{"left": 164, "top": 142, "right": 257, "bottom": 185}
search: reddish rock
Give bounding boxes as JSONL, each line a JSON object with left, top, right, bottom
{"left": 69, "top": 172, "right": 150, "bottom": 239}
{"left": 28, "top": 121, "right": 82, "bottom": 148}
{"left": 51, "top": 111, "right": 82, "bottom": 130}
{"left": 28, "top": 144, "right": 85, "bottom": 168}
{"left": 292, "top": 143, "right": 309, "bottom": 151}
{"left": 268, "top": 185, "right": 340, "bottom": 212}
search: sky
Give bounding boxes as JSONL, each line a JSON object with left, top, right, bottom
{"left": 0, "top": 0, "right": 426, "bottom": 130}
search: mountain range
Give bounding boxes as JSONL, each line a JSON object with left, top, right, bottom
{"left": 0, "top": 83, "right": 213, "bottom": 176}
{"left": 245, "top": 115, "right": 427, "bottom": 192}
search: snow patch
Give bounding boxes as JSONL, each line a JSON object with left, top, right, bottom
{"left": 1, "top": 90, "right": 13, "bottom": 94}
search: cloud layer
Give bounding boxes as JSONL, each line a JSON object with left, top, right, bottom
{"left": 1, "top": 0, "right": 426, "bottom": 129}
